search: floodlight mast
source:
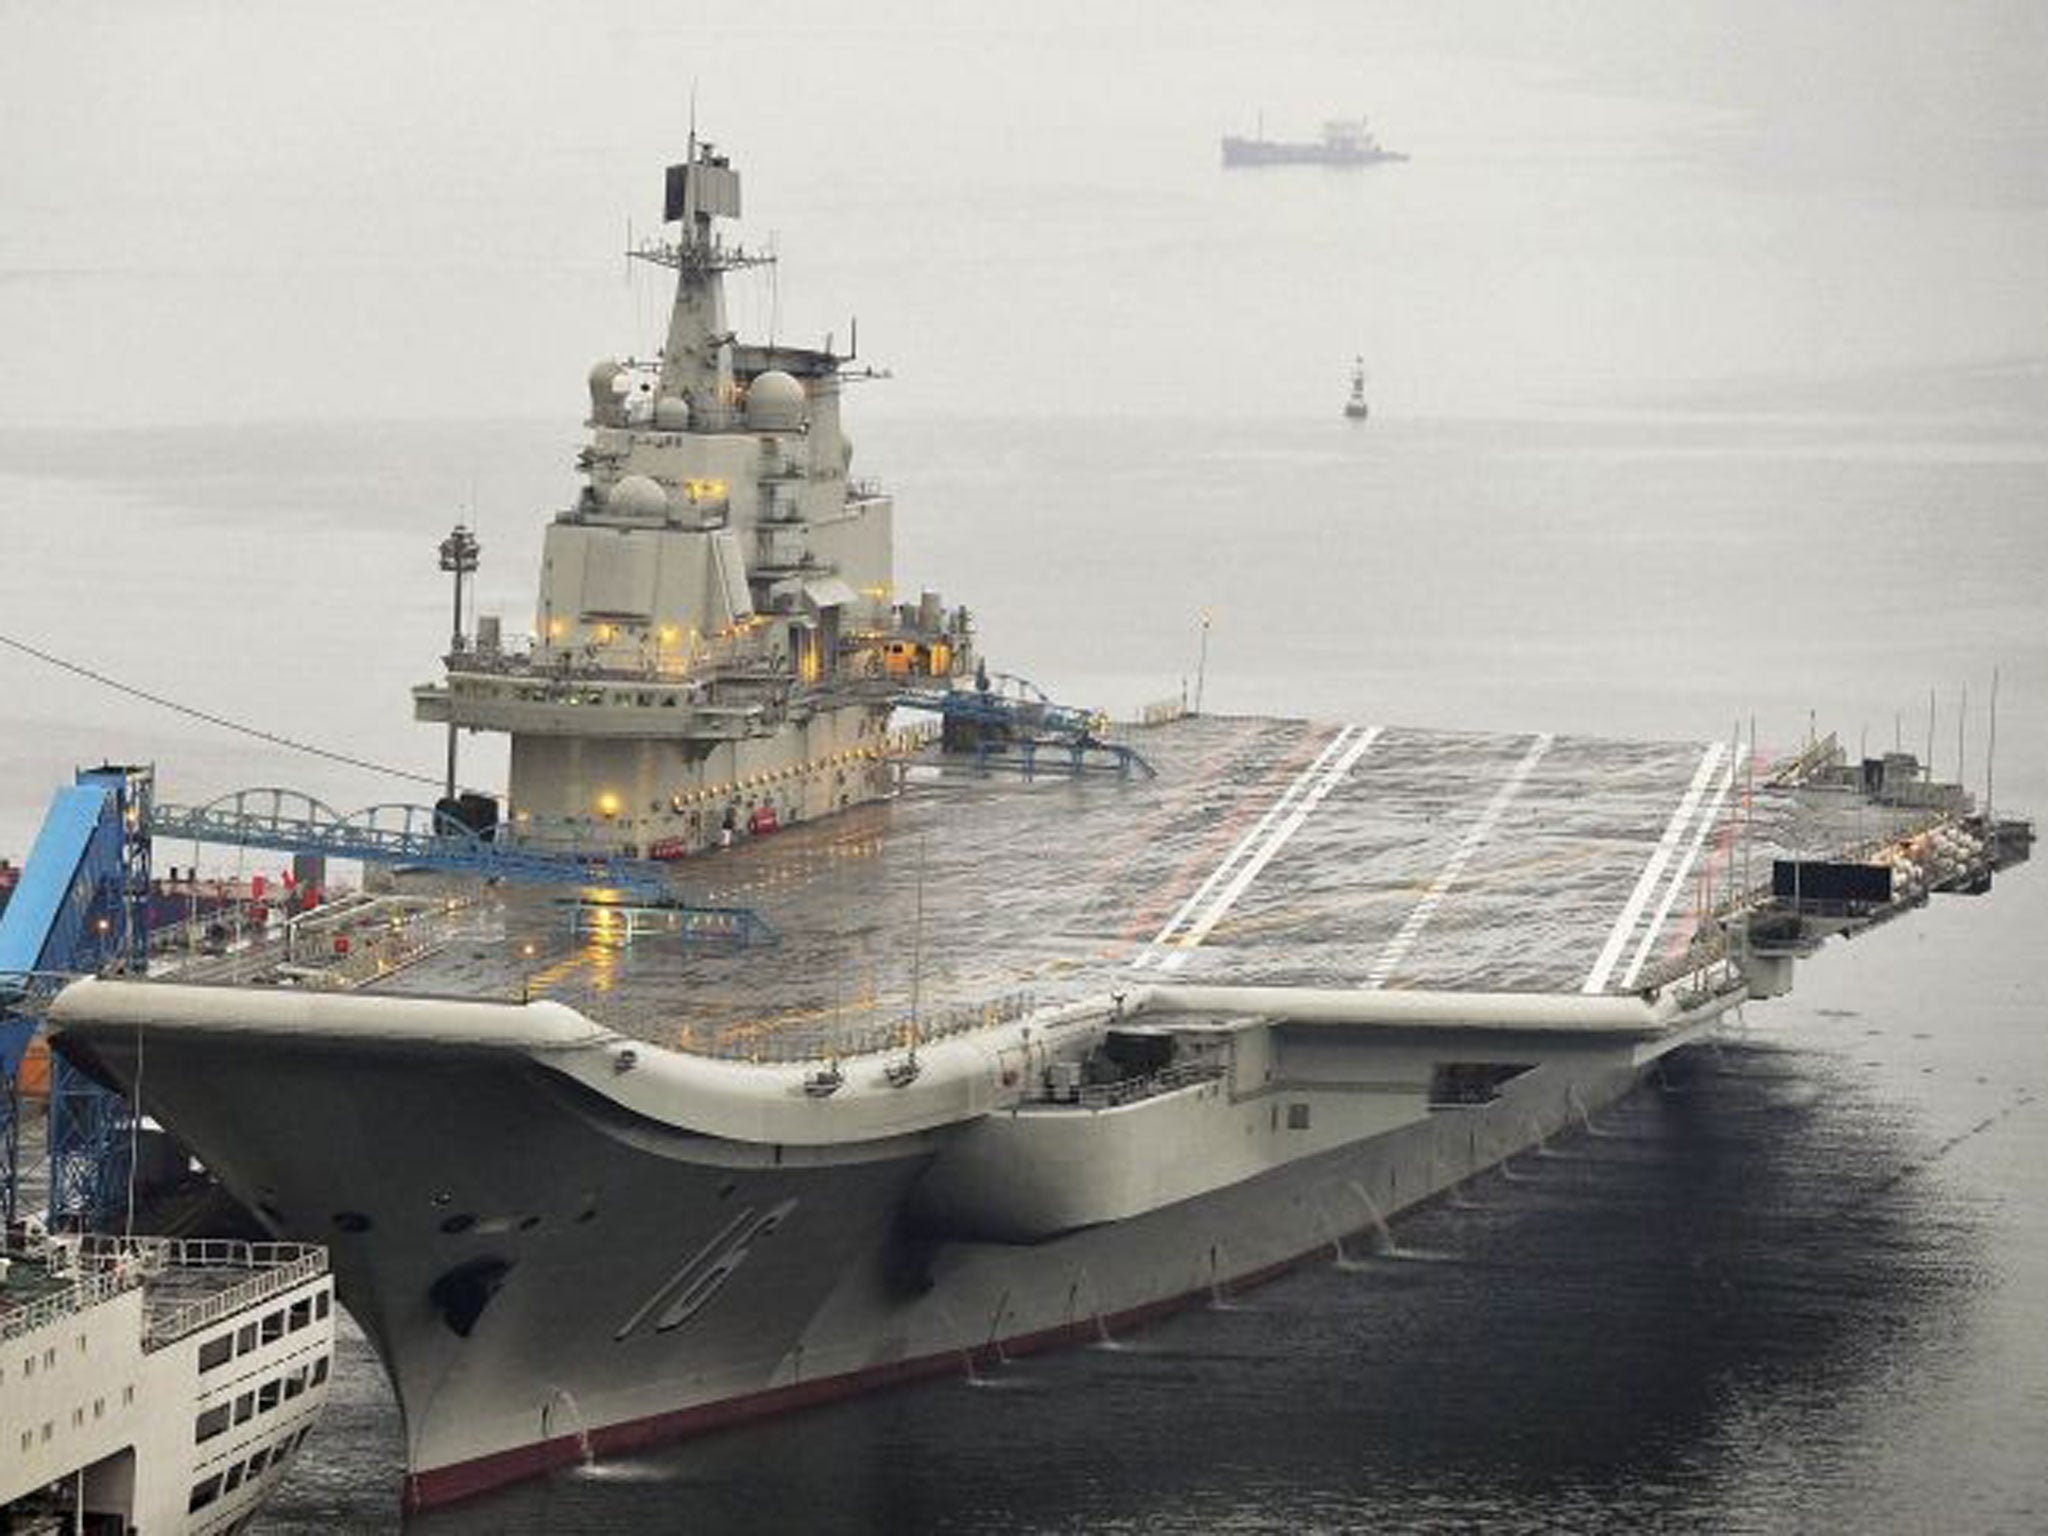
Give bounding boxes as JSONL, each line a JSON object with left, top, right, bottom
{"left": 438, "top": 522, "right": 480, "bottom": 801}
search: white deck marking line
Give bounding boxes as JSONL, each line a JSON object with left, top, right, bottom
{"left": 1130, "top": 725, "right": 1359, "bottom": 969}
{"left": 1620, "top": 757, "right": 1735, "bottom": 990}
{"left": 1580, "top": 740, "right": 1727, "bottom": 994}
{"left": 1159, "top": 726, "right": 1383, "bottom": 972}
{"left": 1363, "top": 733, "right": 1553, "bottom": 989}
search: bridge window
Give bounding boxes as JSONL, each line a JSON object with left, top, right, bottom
{"left": 199, "top": 1334, "right": 233, "bottom": 1372}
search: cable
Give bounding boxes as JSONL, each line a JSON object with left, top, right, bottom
{"left": 0, "top": 629, "right": 445, "bottom": 790}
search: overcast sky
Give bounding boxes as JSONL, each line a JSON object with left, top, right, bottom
{"left": 4, "top": 1, "right": 2046, "bottom": 427}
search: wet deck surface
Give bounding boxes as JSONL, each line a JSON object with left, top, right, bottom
{"left": 368, "top": 715, "right": 1930, "bottom": 1057}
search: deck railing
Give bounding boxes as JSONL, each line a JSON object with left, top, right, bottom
{"left": 703, "top": 988, "right": 1039, "bottom": 1064}
{"left": 1064, "top": 1059, "right": 1226, "bottom": 1111}
{"left": 1, "top": 1260, "right": 142, "bottom": 1344}
{"left": 1, "top": 1234, "right": 328, "bottom": 1349}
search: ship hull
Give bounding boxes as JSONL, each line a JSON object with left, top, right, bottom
{"left": 1221, "top": 137, "right": 1409, "bottom": 168}
{"left": 56, "top": 1005, "right": 1649, "bottom": 1509}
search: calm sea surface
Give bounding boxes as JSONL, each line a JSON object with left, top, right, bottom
{"left": 4, "top": 5, "right": 2046, "bottom": 1528}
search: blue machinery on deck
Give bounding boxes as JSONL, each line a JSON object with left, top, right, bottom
{"left": 895, "top": 675, "right": 1157, "bottom": 780}
{"left": 0, "top": 766, "right": 151, "bottom": 1228}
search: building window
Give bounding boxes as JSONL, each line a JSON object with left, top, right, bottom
{"left": 195, "top": 1403, "right": 232, "bottom": 1443}
{"left": 199, "top": 1334, "right": 234, "bottom": 1372}
{"left": 289, "top": 1297, "right": 312, "bottom": 1331}
{"left": 225, "top": 1463, "right": 246, "bottom": 1493}
{"left": 189, "top": 1475, "right": 223, "bottom": 1513}
{"left": 261, "top": 1311, "right": 284, "bottom": 1344}
{"left": 237, "top": 1323, "right": 259, "bottom": 1354}
{"left": 311, "top": 1356, "right": 330, "bottom": 1386}
{"left": 315, "top": 1291, "right": 331, "bottom": 1320}
{"left": 234, "top": 1392, "right": 255, "bottom": 1424}
{"left": 284, "top": 1367, "right": 307, "bottom": 1400}
{"left": 258, "top": 1380, "right": 280, "bottom": 1413}
{"left": 246, "top": 1448, "right": 270, "bottom": 1476}
{"left": 1287, "top": 1102, "right": 1311, "bottom": 1130}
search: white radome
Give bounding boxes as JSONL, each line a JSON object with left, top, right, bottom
{"left": 606, "top": 474, "right": 669, "bottom": 517}
{"left": 745, "top": 369, "right": 806, "bottom": 430}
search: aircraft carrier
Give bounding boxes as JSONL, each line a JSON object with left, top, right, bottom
{"left": 42, "top": 141, "right": 2034, "bottom": 1512}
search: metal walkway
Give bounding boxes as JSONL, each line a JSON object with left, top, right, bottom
{"left": 149, "top": 789, "right": 680, "bottom": 901}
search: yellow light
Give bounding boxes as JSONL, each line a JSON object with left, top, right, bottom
{"left": 547, "top": 619, "right": 566, "bottom": 639}
{"left": 597, "top": 792, "right": 622, "bottom": 818}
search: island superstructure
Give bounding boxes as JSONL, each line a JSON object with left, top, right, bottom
{"left": 414, "top": 138, "right": 973, "bottom": 859}
{"left": 36, "top": 142, "right": 2034, "bottom": 1517}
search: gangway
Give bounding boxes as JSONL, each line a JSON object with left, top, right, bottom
{"left": 894, "top": 672, "right": 1156, "bottom": 780}
{"left": 0, "top": 766, "right": 151, "bottom": 1227}
{"left": 149, "top": 789, "right": 680, "bottom": 902}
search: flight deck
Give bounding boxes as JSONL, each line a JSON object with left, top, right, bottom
{"left": 320, "top": 714, "right": 1974, "bottom": 1060}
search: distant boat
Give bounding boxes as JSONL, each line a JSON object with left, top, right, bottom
{"left": 1345, "top": 356, "right": 1370, "bottom": 420}
{"left": 1223, "top": 117, "right": 1408, "bottom": 168}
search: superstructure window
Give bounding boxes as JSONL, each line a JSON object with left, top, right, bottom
{"left": 189, "top": 1475, "right": 223, "bottom": 1513}
{"left": 195, "top": 1403, "right": 232, "bottom": 1443}
{"left": 289, "top": 1297, "right": 312, "bottom": 1331}
{"left": 1286, "top": 1103, "right": 1311, "bottom": 1130}
{"left": 237, "top": 1323, "right": 258, "bottom": 1354}
{"left": 198, "top": 1334, "right": 234, "bottom": 1372}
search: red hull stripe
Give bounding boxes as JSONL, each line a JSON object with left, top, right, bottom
{"left": 405, "top": 1250, "right": 1314, "bottom": 1510}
